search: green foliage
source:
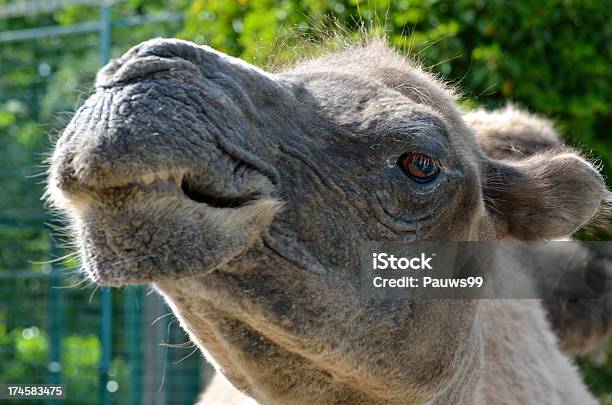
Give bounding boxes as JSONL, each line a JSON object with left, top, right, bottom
{"left": 61, "top": 335, "right": 100, "bottom": 379}
{"left": 579, "top": 339, "right": 612, "bottom": 404}
{"left": 61, "top": 335, "right": 101, "bottom": 398}
{"left": 0, "top": 322, "right": 129, "bottom": 401}
{"left": 0, "top": 325, "right": 48, "bottom": 381}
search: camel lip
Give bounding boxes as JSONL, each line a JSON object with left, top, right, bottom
{"left": 80, "top": 169, "right": 260, "bottom": 210}
{"left": 73, "top": 184, "right": 280, "bottom": 286}
{"left": 104, "top": 170, "right": 184, "bottom": 195}
{"left": 74, "top": 169, "right": 187, "bottom": 192}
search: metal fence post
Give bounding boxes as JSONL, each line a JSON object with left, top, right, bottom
{"left": 98, "top": 4, "right": 112, "bottom": 405}
{"left": 45, "top": 239, "right": 63, "bottom": 405}
{"left": 126, "top": 286, "right": 143, "bottom": 405}
{"left": 101, "top": 4, "right": 111, "bottom": 65}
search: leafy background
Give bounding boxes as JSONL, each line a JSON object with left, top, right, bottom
{"left": 0, "top": 0, "right": 610, "bottom": 402}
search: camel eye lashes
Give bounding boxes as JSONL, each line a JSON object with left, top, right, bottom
{"left": 397, "top": 152, "right": 442, "bottom": 183}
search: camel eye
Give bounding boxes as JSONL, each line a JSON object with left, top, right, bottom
{"left": 398, "top": 152, "right": 441, "bottom": 183}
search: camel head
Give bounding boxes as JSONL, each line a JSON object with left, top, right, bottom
{"left": 47, "top": 38, "right": 607, "bottom": 403}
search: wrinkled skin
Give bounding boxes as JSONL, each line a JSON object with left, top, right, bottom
{"left": 48, "top": 39, "right": 607, "bottom": 404}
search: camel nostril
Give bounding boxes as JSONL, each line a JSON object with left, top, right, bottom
{"left": 96, "top": 39, "right": 202, "bottom": 88}
{"left": 97, "top": 55, "right": 199, "bottom": 87}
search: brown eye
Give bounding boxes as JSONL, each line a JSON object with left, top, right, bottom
{"left": 398, "top": 152, "right": 441, "bottom": 183}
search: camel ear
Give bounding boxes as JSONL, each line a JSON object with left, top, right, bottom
{"left": 483, "top": 151, "right": 607, "bottom": 239}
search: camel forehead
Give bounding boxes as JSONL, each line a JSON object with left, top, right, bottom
{"left": 275, "top": 43, "right": 472, "bottom": 157}
{"left": 284, "top": 40, "right": 433, "bottom": 84}
{"left": 284, "top": 41, "right": 458, "bottom": 111}
{"left": 276, "top": 72, "right": 472, "bottom": 171}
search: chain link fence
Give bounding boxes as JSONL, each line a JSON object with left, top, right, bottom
{"left": 0, "top": 2, "right": 212, "bottom": 403}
